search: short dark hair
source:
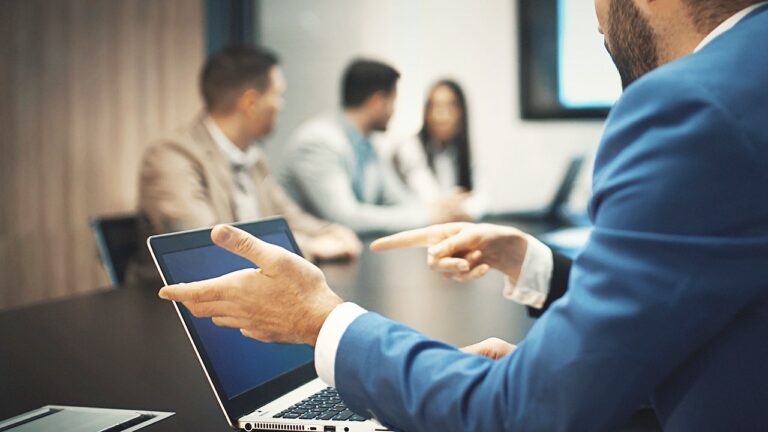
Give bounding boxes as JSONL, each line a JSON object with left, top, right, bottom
{"left": 201, "top": 45, "right": 279, "bottom": 113}
{"left": 341, "top": 59, "right": 400, "bottom": 108}
{"left": 684, "top": 0, "right": 764, "bottom": 33}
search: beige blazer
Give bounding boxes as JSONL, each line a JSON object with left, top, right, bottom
{"left": 127, "top": 116, "right": 331, "bottom": 285}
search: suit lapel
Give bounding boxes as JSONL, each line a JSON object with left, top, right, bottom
{"left": 188, "top": 117, "right": 238, "bottom": 223}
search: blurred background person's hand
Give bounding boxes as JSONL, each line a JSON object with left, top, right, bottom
{"left": 304, "top": 224, "right": 363, "bottom": 262}
{"left": 427, "top": 189, "right": 475, "bottom": 224}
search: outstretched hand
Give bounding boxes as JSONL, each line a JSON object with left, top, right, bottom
{"left": 158, "top": 224, "right": 343, "bottom": 346}
{"left": 371, "top": 223, "right": 529, "bottom": 283}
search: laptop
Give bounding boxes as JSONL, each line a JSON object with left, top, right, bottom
{"left": 486, "top": 154, "right": 587, "bottom": 225}
{"left": 147, "top": 217, "right": 390, "bottom": 432}
{"left": 544, "top": 155, "right": 586, "bottom": 224}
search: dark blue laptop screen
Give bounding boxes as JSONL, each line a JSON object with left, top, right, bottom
{"left": 161, "top": 231, "right": 314, "bottom": 400}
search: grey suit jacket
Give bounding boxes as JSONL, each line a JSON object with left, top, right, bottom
{"left": 279, "top": 113, "right": 428, "bottom": 234}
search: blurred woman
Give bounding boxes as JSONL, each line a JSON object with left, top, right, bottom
{"left": 394, "top": 79, "right": 473, "bottom": 201}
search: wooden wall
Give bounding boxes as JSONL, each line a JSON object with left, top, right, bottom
{"left": 0, "top": 0, "right": 204, "bottom": 310}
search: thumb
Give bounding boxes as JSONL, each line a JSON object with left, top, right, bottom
{"left": 211, "top": 224, "right": 286, "bottom": 272}
{"left": 428, "top": 229, "right": 477, "bottom": 259}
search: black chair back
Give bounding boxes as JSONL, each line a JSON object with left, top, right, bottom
{"left": 89, "top": 214, "right": 139, "bottom": 286}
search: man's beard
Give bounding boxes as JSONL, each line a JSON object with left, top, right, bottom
{"left": 370, "top": 117, "right": 389, "bottom": 132}
{"left": 605, "top": 0, "right": 659, "bottom": 89}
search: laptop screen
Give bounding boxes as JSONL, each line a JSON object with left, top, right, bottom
{"left": 157, "top": 227, "right": 314, "bottom": 401}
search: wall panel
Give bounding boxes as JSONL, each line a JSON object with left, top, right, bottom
{"left": 0, "top": 0, "right": 204, "bottom": 309}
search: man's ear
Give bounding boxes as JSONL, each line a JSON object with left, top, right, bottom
{"left": 237, "top": 88, "right": 261, "bottom": 112}
{"left": 366, "top": 90, "right": 387, "bottom": 109}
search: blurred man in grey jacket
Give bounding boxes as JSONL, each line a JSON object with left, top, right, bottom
{"left": 279, "top": 59, "right": 470, "bottom": 235}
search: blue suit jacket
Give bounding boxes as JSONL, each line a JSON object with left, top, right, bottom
{"left": 334, "top": 7, "right": 768, "bottom": 431}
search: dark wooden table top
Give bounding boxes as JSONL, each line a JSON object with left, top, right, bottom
{"left": 0, "top": 221, "right": 660, "bottom": 431}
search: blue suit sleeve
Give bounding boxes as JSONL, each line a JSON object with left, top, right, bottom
{"left": 333, "top": 74, "right": 768, "bottom": 431}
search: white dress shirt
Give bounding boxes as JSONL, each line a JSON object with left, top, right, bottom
{"left": 394, "top": 136, "right": 490, "bottom": 218}
{"left": 501, "top": 235, "right": 553, "bottom": 309}
{"left": 313, "top": 2, "right": 768, "bottom": 387}
{"left": 204, "top": 117, "right": 261, "bottom": 221}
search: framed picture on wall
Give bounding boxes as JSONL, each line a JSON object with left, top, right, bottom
{"left": 518, "top": 0, "right": 621, "bottom": 119}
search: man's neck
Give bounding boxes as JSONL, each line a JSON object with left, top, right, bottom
{"left": 657, "top": 19, "right": 706, "bottom": 66}
{"left": 661, "top": 2, "right": 767, "bottom": 63}
{"left": 208, "top": 113, "right": 252, "bottom": 151}
{"left": 694, "top": 1, "right": 768, "bottom": 52}
{"left": 343, "top": 109, "right": 371, "bottom": 136}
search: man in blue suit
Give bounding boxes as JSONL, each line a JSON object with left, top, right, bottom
{"left": 159, "top": 0, "right": 768, "bottom": 429}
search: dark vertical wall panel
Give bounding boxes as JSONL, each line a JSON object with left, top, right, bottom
{"left": 205, "top": 0, "right": 258, "bottom": 56}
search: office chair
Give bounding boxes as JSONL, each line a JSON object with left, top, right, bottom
{"left": 89, "top": 213, "right": 139, "bottom": 286}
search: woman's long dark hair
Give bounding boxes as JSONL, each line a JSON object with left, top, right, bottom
{"left": 418, "top": 79, "right": 473, "bottom": 191}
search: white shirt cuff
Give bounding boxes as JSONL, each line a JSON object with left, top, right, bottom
{"left": 502, "top": 234, "right": 553, "bottom": 309}
{"left": 314, "top": 302, "right": 368, "bottom": 387}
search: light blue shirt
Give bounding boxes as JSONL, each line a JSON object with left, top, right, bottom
{"left": 279, "top": 113, "right": 429, "bottom": 234}
{"left": 339, "top": 115, "right": 377, "bottom": 203}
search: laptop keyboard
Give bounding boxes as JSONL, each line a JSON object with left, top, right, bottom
{"left": 273, "top": 387, "right": 368, "bottom": 422}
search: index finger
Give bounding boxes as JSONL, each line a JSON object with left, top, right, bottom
{"left": 370, "top": 223, "right": 466, "bottom": 252}
{"left": 159, "top": 278, "right": 225, "bottom": 303}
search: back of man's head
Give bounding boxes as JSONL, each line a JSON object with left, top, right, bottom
{"left": 342, "top": 59, "right": 400, "bottom": 108}
{"left": 201, "top": 45, "right": 279, "bottom": 114}
{"left": 684, "top": 0, "right": 765, "bottom": 33}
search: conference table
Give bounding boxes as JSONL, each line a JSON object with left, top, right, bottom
{"left": 0, "top": 219, "right": 660, "bottom": 431}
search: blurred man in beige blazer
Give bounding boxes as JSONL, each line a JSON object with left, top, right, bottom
{"left": 127, "top": 46, "right": 361, "bottom": 286}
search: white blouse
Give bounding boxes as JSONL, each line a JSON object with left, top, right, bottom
{"left": 394, "top": 135, "right": 459, "bottom": 200}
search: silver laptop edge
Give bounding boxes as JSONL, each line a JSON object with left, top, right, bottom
{"left": 148, "top": 236, "right": 238, "bottom": 429}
